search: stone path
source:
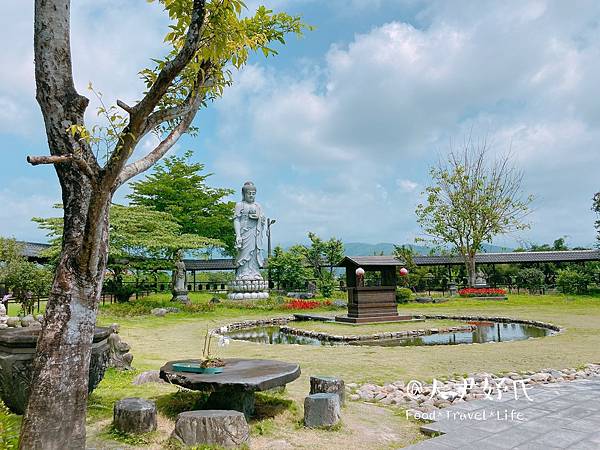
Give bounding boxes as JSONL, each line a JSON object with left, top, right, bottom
{"left": 405, "top": 377, "right": 600, "bottom": 449}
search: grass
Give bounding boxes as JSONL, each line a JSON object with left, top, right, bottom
{"left": 3, "top": 291, "right": 600, "bottom": 448}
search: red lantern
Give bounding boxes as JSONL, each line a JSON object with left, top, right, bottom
{"left": 399, "top": 267, "right": 409, "bottom": 277}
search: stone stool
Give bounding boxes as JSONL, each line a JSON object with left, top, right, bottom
{"left": 172, "top": 410, "right": 250, "bottom": 448}
{"left": 304, "top": 393, "right": 341, "bottom": 428}
{"left": 113, "top": 398, "right": 157, "bottom": 434}
{"left": 310, "top": 375, "right": 345, "bottom": 405}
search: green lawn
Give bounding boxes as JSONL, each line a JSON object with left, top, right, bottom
{"left": 3, "top": 292, "right": 600, "bottom": 449}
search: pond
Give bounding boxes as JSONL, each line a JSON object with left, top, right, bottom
{"left": 224, "top": 322, "right": 553, "bottom": 347}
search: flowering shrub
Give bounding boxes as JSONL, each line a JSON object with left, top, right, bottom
{"left": 284, "top": 299, "right": 332, "bottom": 309}
{"left": 458, "top": 288, "right": 506, "bottom": 297}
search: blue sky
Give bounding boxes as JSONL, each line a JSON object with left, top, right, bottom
{"left": 1, "top": 0, "right": 599, "bottom": 249}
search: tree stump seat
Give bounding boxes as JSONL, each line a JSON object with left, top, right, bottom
{"left": 304, "top": 393, "right": 341, "bottom": 428}
{"left": 113, "top": 398, "right": 157, "bottom": 434}
{"left": 172, "top": 410, "right": 250, "bottom": 447}
{"left": 310, "top": 375, "right": 345, "bottom": 405}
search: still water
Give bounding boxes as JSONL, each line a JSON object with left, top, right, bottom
{"left": 225, "top": 322, "right": 552, "bottom": 347}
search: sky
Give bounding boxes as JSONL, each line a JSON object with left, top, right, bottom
{"left": 1, "top": 0, "right": 599, "bottom": 250}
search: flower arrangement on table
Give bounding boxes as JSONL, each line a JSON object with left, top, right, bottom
{"left": 200, "top": 329, "right": 230, "bottom": 368}
{"left": 458, "top": 288, "right": 507, "bottom": 297}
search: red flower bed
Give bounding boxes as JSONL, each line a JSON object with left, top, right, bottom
{"left": 458, "top": 288, "right": 507, "bottom": 297}
{"left": 284, "top": 299, "right": 331, "bottom": 309}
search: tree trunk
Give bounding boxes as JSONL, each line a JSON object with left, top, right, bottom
{"left": 19, "top": 188, "right": 110, "bottom": 449}
{"left": 466, "top": 256, "right": 477, "bottom": 287}
{"left": 20, "top": 2, "right": 111, "bottom": 447}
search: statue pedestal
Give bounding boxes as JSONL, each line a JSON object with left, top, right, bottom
{"left": 227, "top": 279, "right": 269, "bottom": 300}
{"left": 172, "top": 290, "right": 190, "bottom": 304}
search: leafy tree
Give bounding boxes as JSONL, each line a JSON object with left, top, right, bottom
{"left": 128, "top": 151, "right": 236, "bottom": 256}
{"left": 594, "top": 192, "right": 600, "bottom": 246}
{"left": 0, "top": 239, "right": 53, "bottom": 315}
{"left": 35, "top": 204, "right": 216, "bottom": 300}
{"left": 34, "top": 204, "right": 216, "bottom": 261}
{"left": 557, "top": 268, "right": 591, "bottom": 295}
{"left": 516, "top": 267, "right": 545, "bottom": 293}
{"left": 416, "top": 139, "right": 533, "bottom": 287}
{"left": 267, "top": 245, "right": 311, "bottom": 290}
{"left": 22, "top": 1, "right": 307, "bottom": 441}
{"left": 302, "top": 232, "right": 344, "bottom": 296}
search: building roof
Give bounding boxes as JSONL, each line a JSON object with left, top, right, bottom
{"left": 17, "top": 241, "right": 51, "bottom": 259}
{"left": 340, "top": 250, "right": 600, "bottom": 267}
{"left": 183, "top": 258, "right": 236, "bottom": 271}
{"left": 15, "top": 241, "right": 600, "bottom": 270}
{"left": 339, "top": 256, "right": 402, "bottom": 267}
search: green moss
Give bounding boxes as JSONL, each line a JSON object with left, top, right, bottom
{"left": 155, "top": 390, "right": 210, "bottom": 420}
{"left": 87, "top": 368, "right": 175, "bottom": 422}
{"left": 101, "top": 425, "right": 159, "bottom": 446}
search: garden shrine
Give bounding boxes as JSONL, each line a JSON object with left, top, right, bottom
{"left": 335, "top": 256, "right": 413, "bottom": 323}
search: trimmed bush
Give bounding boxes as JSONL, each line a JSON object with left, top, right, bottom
{"left": 517, "top": 268, "right": 545, "bottom": 293}
{"left": 557, "top": 269, "right": 591, "bottom": 295}
{"left": 396, "top": 288, "right": 413, "bottom": 303}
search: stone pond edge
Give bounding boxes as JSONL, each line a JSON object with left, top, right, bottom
{"left": 210, "top": 314, "right": 563, "bottom": 344}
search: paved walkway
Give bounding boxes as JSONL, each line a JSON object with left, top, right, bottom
{"left": 405, "top": 377, "right": 600, "bottom": 449}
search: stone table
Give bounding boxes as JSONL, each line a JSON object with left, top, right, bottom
{"left": 160, "top": 358, "right": 301, "bottom": 418}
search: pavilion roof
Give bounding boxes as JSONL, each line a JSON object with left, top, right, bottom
{"left": 340, "top": 250, "right": 600, "bottom": 267}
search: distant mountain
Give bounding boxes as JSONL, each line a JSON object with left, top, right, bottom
{"left": 344, "top": 242, "right": 429, "bottom": 256}
{"left": 342, "top": 242, "right": 513, "bottom": 256}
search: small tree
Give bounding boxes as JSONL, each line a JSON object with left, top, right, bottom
{"left": 416, "top": 139, "right": 533, "bottom": 286}
{"left": 517, "top": 267, "right": 545, "bottom": 293}
{"left": 35, "top": 204, "right": 217, "bottom": 300}
{"left": 267, "top": 245, "right": 310, "bottom": 290}
{"left": 0, "top": 239, "right": 53, "bottom": 315}
{"left": 302, "top": 232, "right": 344, "bottom": 296}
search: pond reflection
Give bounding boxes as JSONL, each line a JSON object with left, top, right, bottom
{"left": 225, "top": 322, "right": 552, "bottom": 347}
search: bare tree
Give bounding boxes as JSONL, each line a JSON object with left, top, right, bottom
{"left": 22, "top": 1, "right": 306, "bottom": 447}
{"left": 416, "top": 137, "right": 533, "bottom": 287}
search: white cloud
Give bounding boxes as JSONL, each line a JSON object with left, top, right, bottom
{"left": 210, "top": 1, "right": 600, "bottom": 246}
{"left": 397, "top": 179, "right": 418, "bottom": 192}
{"left": 0, "top": 1, "right": 169, "bottom": 138}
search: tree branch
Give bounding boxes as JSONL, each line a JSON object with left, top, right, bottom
{"left": 102, "top": 0, "right": 207, "bottom": 183}
{"left": 27, "top": 154, "right": 96, "bottom": 180}
{"left": 114, "top": 105, "right": 200, "bottom": 189}
{"left": 116, "top": 100, "right": 133, "bottom": 114}
{"left": 132, "top": 0, "right": 207, "bottom": 119}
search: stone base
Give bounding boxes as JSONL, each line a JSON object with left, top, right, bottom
{"left": 310, "top": 376, "right": 345, "bottom": 405}
{"left": 205, "top": 389, "right": 256, "bottom": 419}
{"left": 228, "top": 279, "right": 269, "bottom": 300}
{"left": 172, "top": 410, "right": 250, "bottom": 448}
{"left": 113, "top": 398, "right": 157, "bottom": 434}
{"left": 334, "top": 314, "right": 414, "bottom": 324}
{"left": 304, "top": 393, "right": 341, "bottom": 428}
{"left": 172, "top": 290, "right": 190, "bottom": 304}
{"left": 228, "top": 292, "right": 269, "bottom": 300}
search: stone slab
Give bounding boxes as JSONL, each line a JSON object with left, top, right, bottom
{"left": 160, "top": 358, "right": 301, "bottom": 392}
{"left": 404, "top": 377, "right": 600, "bottom": 450}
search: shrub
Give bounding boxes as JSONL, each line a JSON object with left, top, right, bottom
{"left": 458, "top": 288, "right": 506, "bottom": 297}
{"left": 556, "top": 269, "right": 591, "bottom": 295}
{"left": 396, "top": 288, "right": 413, "bottom": 303}
{"left": 516, "top": 268, "right": 545, "bottom": 293}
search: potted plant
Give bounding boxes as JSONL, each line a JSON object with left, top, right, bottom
{"left": 173, "top": 330, "right": 230, "bottom": 374}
